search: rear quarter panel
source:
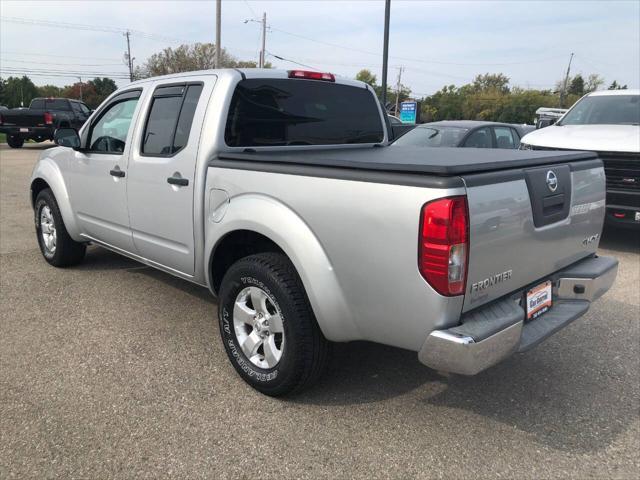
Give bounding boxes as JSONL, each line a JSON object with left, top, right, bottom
{"left": 205, "top": 166, "right": 466, "bottom": 351}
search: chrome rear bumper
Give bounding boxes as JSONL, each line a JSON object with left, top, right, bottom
{"left": 418, "top": 255, "right": 618, "bottom": 375}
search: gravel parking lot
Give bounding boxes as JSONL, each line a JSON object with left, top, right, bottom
{"left": 1, "top": 143, "right": 639, "bottom": 479}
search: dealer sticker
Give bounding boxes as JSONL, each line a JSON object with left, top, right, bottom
{"left": 526, "top": 280, "right": 552, "bottom": 320}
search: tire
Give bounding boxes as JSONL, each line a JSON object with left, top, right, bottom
{"left": 34, "top": 188, "right": 86, "bottom": 267}
{"left": 218, "top": 253, "right": 330, "bottom": 396}
{"left": 7, "top": 135, "right": 24, "bottom": 148}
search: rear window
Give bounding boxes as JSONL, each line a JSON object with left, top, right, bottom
{"left": 45, "top": 99, "right": 71, "bottom": 111}
{"left": 30, "top": 99, "right": 45, "bottom": 109}
{"left": 224, "top": 79, "right": 384, "bottom": 147}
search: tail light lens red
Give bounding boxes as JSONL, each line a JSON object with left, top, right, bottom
{"left": 419, "top": 196, "right": 469, "bottom": 296}
{"left": 288, "top": 70, "right": 335, "bottom": 82}
{"left": 43, "top": 112, "right": 53, "bottom": 125}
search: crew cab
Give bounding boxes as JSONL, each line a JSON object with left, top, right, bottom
{"left": 521, "top": 90, "right": 640, "bottom": 229}
{"left": 0, "top": 97, "right": 91, "bottom": 148}
{"left": 30, "top": 69, "right": 617, "bottom": 396}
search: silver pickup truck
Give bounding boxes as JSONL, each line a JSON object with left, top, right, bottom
{"left": 31, "top": 69, "right": 617, "bottom": 396}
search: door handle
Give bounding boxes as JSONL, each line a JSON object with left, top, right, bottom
{"left": 109, "top": 168, "right": 125, "bottom": 178}
{"left": 167, "top": 176, "right": 189, "bottom": 187}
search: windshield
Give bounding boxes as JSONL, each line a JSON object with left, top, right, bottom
{"left": 392, "top": 125, "right": 468, "bottom": 147}
{"left": 559, "top": 94, "right": 640, "bottom": 126}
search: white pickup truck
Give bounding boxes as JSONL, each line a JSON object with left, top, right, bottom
{"left": 522, "top": 90, "right": 640, "bottom": 229}
{"left": 31, "top": 69, "right": 617, "bottom": 396}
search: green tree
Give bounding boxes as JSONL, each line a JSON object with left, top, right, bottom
{"left": 471, "top": 73, "right": 510, "bottom": 94}
{"left": 37, "top": 85, "right": 64, "bottom": 98}
{"left": 235, "top": 60, "right": 273, "bottom": 68}
{"left": 585, "top": 74, "right": 604, "bottom": 93}
{"left": 355, "top": 69, "right": 377, "bottom": 87}
{"left": 608, "top": 80, "right": 628, "bottom": 90}
{"left": 568, "top": 74, "right": 585, "bottom": 96}
{"left": 0, "top": 76, "right": 39, "bottom": 108}
{"left": 136, "top": 43, "right": 238, "bottom": 78}
{"left": 89, "top": 77, "right": 117, "bottom": 98}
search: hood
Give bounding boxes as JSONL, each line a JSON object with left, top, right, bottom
{"left": 521, "top": 124, "right": 640, "bottom": 153}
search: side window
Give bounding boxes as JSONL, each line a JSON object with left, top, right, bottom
{"left": 142, "top": 83, "right": 203, "bottom": 156}
{"left": 70, "top": 102, "right": 83, "bottom": 114}
{"left": 80, "top": 103, "right": 91, "bottom": 114}
{"left": 463, "top": 127, "right": 492, "bottom": 148}
{"left": 88, "top": 95, "right": 140, "bottom": 153}
{"left": 494, "top": 127, "right": 516, "bottom": 149}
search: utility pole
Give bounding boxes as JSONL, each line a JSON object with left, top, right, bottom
{"left": 559, "top": 52, "right": 574, "bottom": 108}
{"left": 380, "top": 0, "right": 391, "bottom": 108}
{"left": 124, "top": 31, "right": 134, "bottom": 82}
{"left": 215, "top": 0, "right": 222, "bottom": 68}
{"left": 259, "top": 12, "right": 267, "bottom": 68}
{"left": 77, "top": 77, "right": 83, "bottom": 101}
{"left": 394, "top": 66, "right": 403, "bottom": 116}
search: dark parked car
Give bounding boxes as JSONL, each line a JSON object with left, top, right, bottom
{"left": 0, "top": 98, "right": 91, "bottom": 148}
{"left": 391, "top": 120, "right": 527, "bottom": 149}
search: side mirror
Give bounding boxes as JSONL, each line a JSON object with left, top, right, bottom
{"left": 54, "top": 128, "right": 81, "bottom": 149}
{"left": 536, "top": 118, "right": 555, "bottom": 129}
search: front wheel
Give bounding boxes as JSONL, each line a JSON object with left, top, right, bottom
{"left": 35, "top": 188, "right": 86, "bottom": 267}
{"left": 7, "top": 135, "right": 24, "bottom": 148}
{"left": 218, "top": 253, "right": 330, "bottom": 396}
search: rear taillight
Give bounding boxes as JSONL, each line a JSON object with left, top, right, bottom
{"left": 288, "top": 70, "right": 335, "bottom": 82}
{"left": 419, "top": 196, "right": 469, "bottom": 296}
{"left": 43, "top": 112, "right": 53, "bottom": 125}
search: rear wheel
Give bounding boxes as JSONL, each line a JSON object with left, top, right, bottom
{"left": 7, "top": 135, "right": 24, "bottom": 148}
{"left": 35, "top": 188, "right": 86, "bottom": 267}
{"left": 218, "top": 253, "right": 330, "bottom": 396}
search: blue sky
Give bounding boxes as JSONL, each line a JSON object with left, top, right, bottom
{"left": 1, "top": 0, "right": 639, "bottom": 94}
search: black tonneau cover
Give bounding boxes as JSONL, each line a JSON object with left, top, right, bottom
{"left": 217, "top": 145, "right": 598, "bottom": 176}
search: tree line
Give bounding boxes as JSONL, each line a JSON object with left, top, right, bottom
{"left": 356, "top": 69, "right": 627, "bottom": 124}
{"left": 0, "top": 76, "right": 118, "bottom": 109}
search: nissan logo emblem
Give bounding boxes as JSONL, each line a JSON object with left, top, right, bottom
{"left": 546, "top": 170, "right": 558, "bottom": 192}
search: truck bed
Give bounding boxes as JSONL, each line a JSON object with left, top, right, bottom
{"left": 217, "top": 145, "right": 598, "bottom": 176}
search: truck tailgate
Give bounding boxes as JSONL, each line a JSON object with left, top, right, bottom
{"left": 1, "top": 110, "right": 47, "bottom": 127}
{"left": 462, "top": 157, "right": 606, "bottom": 312}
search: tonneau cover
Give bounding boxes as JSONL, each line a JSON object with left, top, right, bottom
{"left": 217, "top": 145, "right": 598, "bottom": 176}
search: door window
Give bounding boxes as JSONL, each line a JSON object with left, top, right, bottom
{"left": 88, "top": 96, "right": 140, "bottom": 153}
{"left": 493, "top": 127, "right": 517, "bottom": 149}
{"left": 463, "top": 127, "right": 492, "bottom": 148}
{"left": 142, "top": 84, "right": 203, "bottom": 156}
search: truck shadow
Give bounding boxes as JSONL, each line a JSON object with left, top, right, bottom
{"left": 296, "top": 296, "right": 638, "bottom": 454}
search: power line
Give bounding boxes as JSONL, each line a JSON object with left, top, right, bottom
{"left": 0, "top": 16, "right": 193, "bottom": 44}
{"left": 1, "top": 51, "right": 123, "bottom": 61}
{"left": 266, "top": 52, "right": 320, "bottom": 71}
{"left": 267, "top": 25, "right": 568, "bottom": 67}
{"left": 1, "top": 58, "right": 126, "bottom": 67}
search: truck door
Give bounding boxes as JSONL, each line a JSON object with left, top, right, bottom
{"left": 126, "top": 82, "right": 208, "bottom": 276}
{"left": 66, "top": 89, "right": 143, "bottom": 252}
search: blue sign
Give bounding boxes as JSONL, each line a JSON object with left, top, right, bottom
{"left": 399, "top": 101, "right": 417, "bottom": 124}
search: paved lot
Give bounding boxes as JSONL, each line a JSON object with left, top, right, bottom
{"left": 1, "top": 143, "right": 639, "bottom": 479}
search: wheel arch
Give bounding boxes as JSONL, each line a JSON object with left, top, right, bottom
{"left": 30, "top": 158, "right": 82, "bottom": 242}
{"left": 205, "top": 194, "right": 360, "bottom": 343}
